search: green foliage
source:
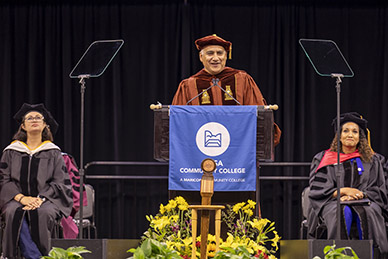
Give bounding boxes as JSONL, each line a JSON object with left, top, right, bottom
{"left": 312, "top": 242, "right": 359, "bottom": 259}
{"left": 41, "top": 246, "right": 91, "bottom": 259}
{"left": 213, "top": 246, "right": 259, "bottom": 259}
{"left": 127, "top": 239, "right": 182, "bottom": 259}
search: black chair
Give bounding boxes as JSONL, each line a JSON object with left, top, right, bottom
{"left": 300, "top": 186, "right": 309, "bottom": 239}
{"left": 73, "top": 184, "right": 97, "bottom": 238}
{"left": 53, "top": 217, "right": 64, "bottom": 238}
{"left": 0, "top": 214, "right": 4, "bottom": 256}
{"left": 300, "top": 186, "right": 327, "bottom": 239}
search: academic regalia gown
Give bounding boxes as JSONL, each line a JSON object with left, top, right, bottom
{"left": 172, "top": 67, "right": 281, "bottom": 146}
{"left": 307, "top": 150, "right": 388, "bottom": 254}
{"left": 0, "top": 141, "right": 73, "bottom": 258}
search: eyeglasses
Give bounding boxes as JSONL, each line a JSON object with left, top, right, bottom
{"left": 24, "top": 116, "right": 44, "bottom": 122}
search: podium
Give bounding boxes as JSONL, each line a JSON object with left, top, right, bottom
{"left": 153, "top": 105, "right": 274, "bottom": 162}
{"left": 152, "top": 105, "right": 275, "bottom": 211}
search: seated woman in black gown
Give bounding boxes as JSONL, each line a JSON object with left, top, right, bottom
{"left": 307, "top": 112, "right": 388, "bottom": 256}
{"left": 0, "top": 103, "right": 73, "bottom": 259}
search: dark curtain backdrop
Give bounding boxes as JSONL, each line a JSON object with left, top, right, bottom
{"left": 1, "top": 0, "right": 388, "bottom": 239}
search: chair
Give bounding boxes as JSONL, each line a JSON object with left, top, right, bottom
{"left": 301, "top": 186, "right": 328, "bottom": 239}
{"left": 53, "top": 217, "right": 64, "bottom": 238}
{"left": 0, "top": 215, "right": 3, "bottom": 255}
{"left": 300, "top": 186, "right": 310, "bottom": 239}
{"left": 73, "top": 184, "right": 97, "bottom": 238}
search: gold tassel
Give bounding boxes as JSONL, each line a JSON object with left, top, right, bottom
{"left": 360, "top": 115, "right": 374, "bottom": 152}
{"left": 367, "top": 128, "right": 374, "bottom": 152}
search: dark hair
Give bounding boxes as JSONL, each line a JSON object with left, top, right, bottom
{"left": 13, "top": 121, "right": 54, "bottom": 142}
{"left": 329, "top": 126, "right": 373, "bottom": 162}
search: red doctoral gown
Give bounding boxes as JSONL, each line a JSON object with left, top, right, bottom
{"left": 172, "top": 67, "right": 281, "bottom": 146}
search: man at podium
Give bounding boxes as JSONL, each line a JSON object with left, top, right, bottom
{"left": 172, "top": 34, "right": 281, "bottom": 146}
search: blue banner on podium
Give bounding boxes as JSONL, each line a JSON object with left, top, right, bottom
{"left": 169, "top": 106, "right": 257, "bottom": 191}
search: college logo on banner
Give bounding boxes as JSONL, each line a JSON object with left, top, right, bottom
{"left": 169, "top": 105, "right": 257, "bottom": 191}
{"left": 196, "top": 122, "right": 230, "bottom": 156}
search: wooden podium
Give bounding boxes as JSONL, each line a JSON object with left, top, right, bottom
{"left": 152, "top": 105, "right": 275, "bottom": 211}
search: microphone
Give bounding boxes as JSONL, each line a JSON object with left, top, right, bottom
{"left": 186, "top": 78, "right": 241, "bottom": 105}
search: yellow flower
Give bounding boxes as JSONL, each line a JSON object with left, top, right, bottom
{"left": 175, "top": 196, "right": 188, "bottom": 206}
{"left": 271, "top": 231, "right": 281, "bottom": 250}
{"left": 207, "top": 234, "right": 216, "bottom": 243}
{"left": 159, "top": 204, "right": 165, "bottom": 214}
{"left": 247, "top": 199, "right": 256, "bottom": 208}
{"left": 207, "top": 242, "right": 217, "bottom": 257}
{"left": 195, "top": 234, "right": 218, "bottom": 243}
{"left": 178, "top": 204, "right": 188, "bottom": 211}
{"left": 170, "top": 214, "right": 179, "bottom": 223}
{"left": 221, "top": 233, "right": 250, "bottom": 250}
{"left": 181, "top": 237, "right": 192, "bottom": 247}
{"left": 165, "top": 203, "right": 173, "bottom": 212}
{"left": 222, "top": 233, "right": 236, "bottom": 248}
{"left": 240, "top": 237, "right": 255, "bottom": 254}
{"left": 146, "top": 215, "right": 153, "bottom": 222}
{"left": 232, "top": 202, "right": 246, "bottom": 213}
{"left": 168, "top": 199, "right": 178, "bottom": 209}
{"left": 152, "top": 216, "right": 170, "bottom": 231}
{"left": 165, "top": 240, "right": 174, "bottom": 249}
{"left": 248, "top": 218, "right": 270, "bottom": 231}
{"left": 243, "top": 209, "right": 253, "bottom": 217}
{"left": 250, "top": 242, "right": 265, "bottom": 252}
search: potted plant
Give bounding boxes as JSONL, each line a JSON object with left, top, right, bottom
{"left": 42, "top": 246, "right": 91, "bottom": 259}
{"left": 127, "top": 239, "right": 182, "bottom": 259}
{"left": 313, "top": 242, "right": 359, "bottom": 259}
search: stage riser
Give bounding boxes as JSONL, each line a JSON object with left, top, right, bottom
{"left": 52, "top": 239, "right": 374, "bottom": 259}
{"left": 50, "top": 239, "right": 140, "bottom": 259}
{"left": 280, "top": 240, "right": 373, "bottom": 259}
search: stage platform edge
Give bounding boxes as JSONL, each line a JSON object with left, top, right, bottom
{"left": 50, "top": 239, "right": 140, "bottom": 259}
{"left": 280, "top": 239, "right": 373, "bottom": 259}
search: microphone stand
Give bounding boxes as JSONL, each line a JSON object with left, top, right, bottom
{"left": 332, "top": 73, "right": 344, "bottom": 239}
{"left": 77, "top": 74, "right": 89, "bottom": 239}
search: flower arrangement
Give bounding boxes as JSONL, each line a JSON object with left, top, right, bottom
{"left": 142, "top": 196, "right": 193, "bottom": 258}
{"left": 220, "top": 201, "right": 280, "bottom": 259}
{"left": 132, "top": 197, "right": 280, "bottom": 259}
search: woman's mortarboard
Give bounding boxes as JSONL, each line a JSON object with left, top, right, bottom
{"left": 332, "top": 112, "right": 368, "bottom": 134}
{"left": 332, "top": 112, "right": 373, "bottom": 150}
{"left": 14, "top": 103, "right": 59, "bottom": 135}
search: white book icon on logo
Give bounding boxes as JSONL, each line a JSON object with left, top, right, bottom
{"left": 204, "top": 130, "right": 222, "bottom": 147}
